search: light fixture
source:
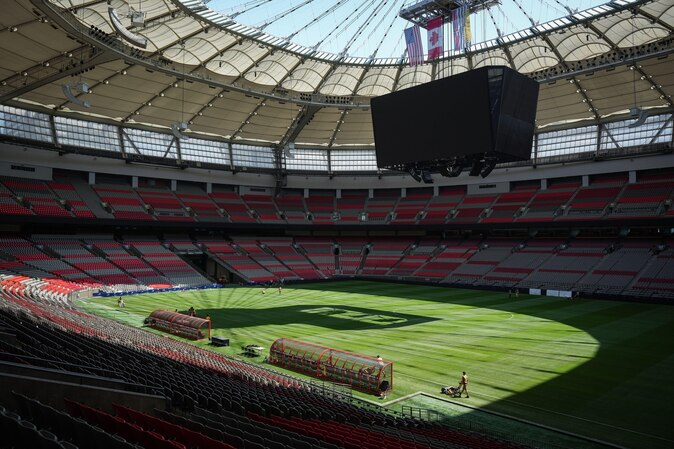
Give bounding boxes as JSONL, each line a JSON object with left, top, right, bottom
{"left": 284, "top": 142, "right": 295, "bottom": 159}
{"left": 172, "top": 45, "right": 189, "bottom": 140}
{"left": 480, "top": 157, "right": 498, "bottom": 178}
{"left": 440, "top": 157, "right": 464, "bottom": 178}
{"left": 62, "top": 80, "right": 92, "bottom": 108}
{"left": 171, "top": 121, "right": 189, "bottom": 139}
{"left": 108, "top": 7, "right": 147, "bottom": 48}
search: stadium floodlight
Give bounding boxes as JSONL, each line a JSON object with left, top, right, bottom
{"left": 628, "top": 107, "right": 648, "bottom": 128}
{"left": 62, "top": 81, "right": 92, "bottom": 108}
{"left": 109, "top": 7, "right": 148, "bottom": 48}
{"left": 284, "top": 142, "right": 295, "bottom": 159}
{"left": 440, "top": 157, "right": 464, "bottom": 177}
{"left": 480, "top": 156, "right": 498, "bottom": 178}
{"left": 171, "top": 121, "right": 189, "bottom": 140}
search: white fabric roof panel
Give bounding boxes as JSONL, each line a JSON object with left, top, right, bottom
{"left": 435, "top": 60, "right": 470, "bottom": 79}
{"left": 356, "top": 67, "right": 398, "bottom": 97}
{"left": 508, "top": 40, "right": 559, "bottom": 73}
{"left": 283, "top": 60, "right": 332, "bottom": 93}
{"left": 295, "top": 108, "right": 343, "bottom": 146}
{"left": 472, "top": 49, "right": 512, "bottom": 69}
{"left": 396, "top": 66, "right": 433, "bottom": 91}
{"left": 243, "top": 52, "right": 300, "bottom": 87}
{"left": 332, "top": 109, "right": 375, "bottom": 147}
{"left": 536, "top": 81, "right": 595, "bottom": 125}
{"left": 319, "top": 66, "right": 365, "bottom": 96}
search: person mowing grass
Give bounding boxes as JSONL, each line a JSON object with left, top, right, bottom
{"left": 459, "top": 371, "right": 469, "bottom": 398}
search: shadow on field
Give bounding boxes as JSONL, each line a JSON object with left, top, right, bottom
{"left": 198, "top": 304, "right": 438, "bottom": 331}
{"left": 291, "top": 281, "right": 674, "bottom": 449}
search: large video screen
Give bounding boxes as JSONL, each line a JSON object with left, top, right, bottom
{"left": 371, "top": 66, "right": 538, "bottom": 167}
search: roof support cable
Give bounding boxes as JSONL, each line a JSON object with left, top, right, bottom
{"left": 331, "top": 0, "right": 381, "bottom": 54}
{"left": 285, "top": 0, "right": 357, "bottom": 42}
{"left": 510, "top": 0, "right": 538, "bottom": 27}
{"left": 311, "top": 0, "right": 378, "bottom": 52}
{"left": 367, "top": 0, "right": 407, "bottom": 61}
{"left": 550, "top": 0, "right": 577, "bottom": 16}
{"left": 257, "top": 0, "right": 317, "bottom": 32}
{"left": 341, "top": 0, "right": 395, "bottom": 57}
{"left": 221, "top": 0, "right": 272, "bottom": 19}
{"left": 485, "top": 5, "right": 504, "bottom": 38}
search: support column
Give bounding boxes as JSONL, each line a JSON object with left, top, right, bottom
{"left": 132, "top": 176, "right": 139, "bottom": 189}
{"left": 368, "top": 188, "right": 374, "bottom": 198}
{"left": 541, "top": 179, "right": 548, "bottom": 190}
{"left": 582, "top": 175, "right": 589, "bottom": 187}
{"left": 336, "top": 189, "right": 342, "bottom": 199}
{"left": 401, "top": 187, "right": 407, "bottom": 198}
{"left": 206, "top": 182, "right": 213, "bottom": 194}
{"left": 170, "top": 179, "right": 177, "bottom": 192}
{"left": 88, "top": 172, "right": 96, "bottom": 185}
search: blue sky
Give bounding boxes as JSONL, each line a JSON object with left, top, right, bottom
{"left": 207, "top": 0, "right": 609, "bottom": 58}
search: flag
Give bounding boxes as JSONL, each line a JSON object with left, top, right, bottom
{"left": 427, "top": 16, "right": 444, "bottom": 61}
{"left": 404, "top": 25, "right": 424, "bottom": 66}
{"left": 451, "top": 4, "right": 468, "bottom": 50}
{"left": 464, "top": 9, "right": 472, "bottom": 47}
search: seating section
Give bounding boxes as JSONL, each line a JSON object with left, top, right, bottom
{"left": 137, "top": 188, "right": 193, "bottom": 221}
{"left": 93, "top": 185, "right": 155, "bottom": 221}
{"left": 125, "top": 240, "right": 209, "bottom": 286}
{"left": 230, "top": 237, "right": 285, "bottom": 282}
{"left": 365, "top": 192, "right": 398, "bottom": 223}
{"left": 420, "top": 186, "right": 465, "bottom": 224}
{"left": 0, "top": 294, "right": 533, "bottom": 449}
{"left": 0, "top": 233, "right": 672, "bottom": 298}
{"left": 611, "top": 178, "right": 674, "bottom": 218}
{"left": 305, "top": 194, "right": 335, "bottom": 224}
{"left": 361, "top": 239, "right": 410, "bottom": 276}
{"left": 259, "top": 238, "right": 323, "bottom": 280}
{"left": 335, "top": 193, "right": 367, "bottom": 224}
{"left": 274, "top": 193, "right": 309, "bottom": 224}
{"left": 296, "top": 238, "right": 336, "bottom": 278}
{"left": 560, "top": 185, "right": 623, "bottom": 220}
{"left": 176, "top": 191, "right": 224, "bottom": 222}
{"left": 243, "top": 194, "right": 285, "bottom": 223}
{"left": 483, "top": 187, "right": 538, "bottom": 223}
{"left": 48, "top": 182, "right": 96, "bottom": 218}
{"left": 628, "top": 243, "right": 674, "bottom": 297}
{"left": 3, "top": 168, "right": 673, "bottom": 224}
{"left": 391, "top": 193, "right": 431, "bottom": 224}
{"left": 414, "top": 239, "right": 478, "bottom": 280}
{"left": 336, "top": 238, "right": 366, "bottom": 275}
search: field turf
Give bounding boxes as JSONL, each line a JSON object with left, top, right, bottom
{"left": 83, "top": 280, "right": 674, "bottom": 449}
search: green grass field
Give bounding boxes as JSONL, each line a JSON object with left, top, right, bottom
{"left": 82, "top": 280, "right": 674, "bottom": 449}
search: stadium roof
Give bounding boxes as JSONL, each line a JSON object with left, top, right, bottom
{"left": 0, "top": 0, "right": 673, "bottom": 148}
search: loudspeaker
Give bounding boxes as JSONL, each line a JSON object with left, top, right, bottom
{"left": 211, "top": 336, "right": 229, "bottom": 347}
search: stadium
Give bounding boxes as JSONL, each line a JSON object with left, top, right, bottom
{"left": 1, "top": 0, "right": 673, "bottom": 448}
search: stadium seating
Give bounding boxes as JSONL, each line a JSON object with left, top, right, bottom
{"left": 295, "top": 238, "right": 336, "bottom": 277}
{"left": 2, "top": 168, "right": 673, "bottom": 225}
{"left": 93, "top": 185, "right": 155, "bottom": 221}
{"left": 0, "top": 284, "right": 539, "bottom": 449}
